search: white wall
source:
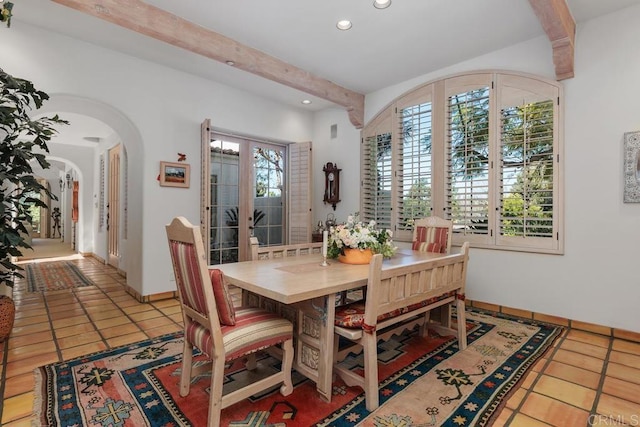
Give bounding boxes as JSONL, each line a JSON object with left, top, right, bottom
{"left": 2, "top": 22, "right": 314, "bottom": 297}
{"left": 343, "top": 6, "right": 640, "bottom": 332}
{"left": 311, "top": 108, "right": 362, "bottom": 226}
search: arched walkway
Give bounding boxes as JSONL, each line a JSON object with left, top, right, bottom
{"left": 36, "top": 94, "right": 145, "bottom": 292}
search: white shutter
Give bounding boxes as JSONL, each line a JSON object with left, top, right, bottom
{"left": 395, "top": 85, "right": 434, "bottom": 240}
{"left": 496, "top": 74, "right": 560, "bottom": 251}
{"left": 444, "top": 74, "right": 493, "bottom": 244}
{"left": 288, "top": 141, "right": 312, "bottom": 244}
{"left": 361, "top": 108, "right": 393, "bottom": 230}
{"left": 201, "top": 119, "right": 212, "bottom": 261}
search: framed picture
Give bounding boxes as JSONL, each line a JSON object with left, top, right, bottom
{"left": 624, "top": 131, "right": 640, "bottom": 203}
{"left": 159, "top": 161, "right": 190, "bottom": 188}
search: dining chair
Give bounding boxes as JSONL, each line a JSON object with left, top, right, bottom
{"left": 333, "top": 242, "right": 470, "bottom": 411}
{"left": 412, "top": 216, "right": 455, "bottom": 331}
{"left": 166, "top": 217, "right": 295, "bottom": 427}
{"left": 412, "top": 216, "right": 453, "bottom": 254}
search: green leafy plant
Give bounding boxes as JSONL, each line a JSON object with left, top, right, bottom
{"left": 0, "top": 68, "right": 68, "bottom": 288}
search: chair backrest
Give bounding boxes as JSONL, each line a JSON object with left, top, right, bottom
{"left": 249, "top": 236, "right": 323, "bottom": 261}
{"left": 363, "top": 242, "right": 470, "bottom": 331}
{"left": 412, "top": 216, "right": 453, "bottom": 254}
{"left": 166, "top": 217, "right": 224, "bottom": 356}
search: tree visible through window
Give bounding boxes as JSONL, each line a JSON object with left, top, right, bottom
{"left": 361, "top": 72, "right": 563, "bottom": 253}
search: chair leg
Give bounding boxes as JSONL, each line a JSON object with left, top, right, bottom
{"left": 207, "top": 356, "right": 225, "bottom": 427}
{"left": 418, "top": 310, "right": 431, "bottom": 338}
{"left": 362, "top": 333, "right": 379, "bottom": 411}
{"left": 180, "top": 340, "right": 194, "bottom": 397}
{"left": 279, "top": 338, "right": 294, "bottom": 396}
{"left": 456, "top": 299, "right": 467, "bottom": 350}
{"left": 245, "top": 353, "right": 257, "bottom": 370}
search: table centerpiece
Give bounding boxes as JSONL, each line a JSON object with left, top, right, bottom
{"left": 327, "top": 213, "right": 397, "bottom": 264}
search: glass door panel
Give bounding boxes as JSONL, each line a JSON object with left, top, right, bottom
{"left": 209, "top": 139, "right": 241, "bottom": 264}
{"left": 252, "top": 144, "right": 285, "bottom": 246}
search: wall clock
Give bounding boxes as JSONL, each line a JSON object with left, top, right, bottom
{"left": 323, "top": 162, "right": 341, "bottom": 210}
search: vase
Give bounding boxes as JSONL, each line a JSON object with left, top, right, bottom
{"left": 0, "top": 295, "right": 15, "bottom": 342}
{"left": 338, "top": 248, "right": 374, "bottom": 265}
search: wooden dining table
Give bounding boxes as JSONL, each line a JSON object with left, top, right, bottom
{"left": 214, "top": 248, "right": 449, "bottom": 402}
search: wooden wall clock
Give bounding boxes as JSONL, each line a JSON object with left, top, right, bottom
{"left": 323, "top": 162, "right": 341, "bottom": 210}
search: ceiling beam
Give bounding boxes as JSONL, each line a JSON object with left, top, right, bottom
{"left": 529, "top": 0, "right": 575, "bottom": 80}
{"left": 51, "top": 0, "right": 365, "bottom": 128}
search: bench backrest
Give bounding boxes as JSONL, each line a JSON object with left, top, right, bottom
{"left": 249, "top": 236, "right": 323, "bottom": 260}
{"left": 363, "top": 242, "right": 470, "bottom": 330}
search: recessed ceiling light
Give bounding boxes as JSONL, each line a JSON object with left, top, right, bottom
{"left": 336, "top": 20, "right": 352, "bottom": 31}
{"left": 301, "top": 99, "right": 312, "bottom": 105}
{"left": 373, "top": 0, "right": 391, "bottom": 9}
{"left": 225, "top": 60, "right": 235, "bottom": 66}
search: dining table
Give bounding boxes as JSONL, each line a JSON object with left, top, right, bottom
{"left": 214, "top": 247, "right": 449, "bottom": 402}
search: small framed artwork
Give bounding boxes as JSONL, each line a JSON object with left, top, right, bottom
{"left": 159, "top": 161, "right": 190, "bottom": 188}
{"left": 624, "top": 131, "right": 640, "bottom": 203}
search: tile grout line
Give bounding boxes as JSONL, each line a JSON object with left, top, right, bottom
{"left": 501, "top": 325, "right": 569, "bottom": 425}
{"left": 586, "top": 336, "right": 614, "bottom": 426}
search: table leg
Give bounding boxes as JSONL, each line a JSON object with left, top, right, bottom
{"left": 316, "top": 293, "right": 336, "bottom": 402}
{"left": 293, "top": 293, "right": 337, "bottom": 402}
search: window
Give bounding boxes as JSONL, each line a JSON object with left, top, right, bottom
{"left": 361, "top": 72, "right": 563, "bottom": 253}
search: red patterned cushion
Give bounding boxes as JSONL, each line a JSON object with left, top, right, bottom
{"left": 334, "top": 290, "right": 456, "bottom": 329}
{"left": 412, "top": 226, "right": 448, "bottom": 253}
{"left": 209, "top": 269, "right": 236, "bottom": 326}
{"left": 186, "top": 307, "right": 293, "bottom": 361}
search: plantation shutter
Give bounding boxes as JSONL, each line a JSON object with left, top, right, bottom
{"left": 288, "top": 141, "right": 312, "bottom": 244}
{"left": 444, "top": 74, "right": 493, "bottom": 245}
{"left": 201, "top": 119, "right": 212, "bottom": 260}
{"left": 395, "top": 86, "right": 434, "bottom": 241}
{"left": 361, "top": 108, "right": 393, "bottom": 230}
{"left": 496, "top": 74, "right": 560, "bottom": 251}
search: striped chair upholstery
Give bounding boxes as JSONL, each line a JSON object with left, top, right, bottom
{"left": 412, "top": 225, "right": 449, "bottom": 253}
{"left": 168, "top": 241, "right": 236, "bottom": 325}
{"left": 166, "top": 216, "right": 294, "bottom": 427}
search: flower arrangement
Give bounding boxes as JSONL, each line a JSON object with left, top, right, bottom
{"left": 327, "top": 213, "right": 397, "bottom": 259}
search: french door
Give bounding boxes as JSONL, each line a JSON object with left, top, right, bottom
{"left": 201, "top": 124, "right": 288, "bottom": 264}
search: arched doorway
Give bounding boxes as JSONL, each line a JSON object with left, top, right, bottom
{"left": 35, "top": 95, "right": 144, "bottom": 291}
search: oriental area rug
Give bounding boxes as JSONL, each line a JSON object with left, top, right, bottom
{"left": 25, "top": 261, "right": 95, "bottom": 292}
{"left": 34, "top": 309, "right": 562, "bottom": 426}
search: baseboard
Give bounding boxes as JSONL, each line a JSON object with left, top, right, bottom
{"left": 467, "top": 299, "right": 640, "bottom": 344}
{"left": 125, "top": 284, "right": 178, "bottom": 303}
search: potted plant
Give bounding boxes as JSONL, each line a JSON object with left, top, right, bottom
{"left": 327, "top": 212, "right": 397, "bottom": 264}
{"left": 0, "top": 68, "right": 67, "bottom": 340}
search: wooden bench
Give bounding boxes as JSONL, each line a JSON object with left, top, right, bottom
{"left": 249, "top": 236, "right": 323, "bottom": 260}
{"left": 333, "top": 242, "right": 470, "bottom": 411}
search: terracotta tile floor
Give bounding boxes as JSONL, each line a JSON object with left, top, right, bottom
{"left": 2, "top": 255, "right": 640, "bottom": 426}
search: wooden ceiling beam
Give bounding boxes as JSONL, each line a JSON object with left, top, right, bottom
{"left": 529, "top": 0, "right": 575, "bottom": 80}
{"left": 51, "top": 0, "right": 365, "bottom": 128}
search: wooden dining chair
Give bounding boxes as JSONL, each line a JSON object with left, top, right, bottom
{"left": 412, "top": 216, "right": 456, "bottom": 331}
{"left": 412, "top": 216, "right": 453, "bottom": 254}
{"left": 166, "top": 217, "right": 294, "bottom": 427}
{"left": 333, "top": 242, "right": 470, "bottom": 411}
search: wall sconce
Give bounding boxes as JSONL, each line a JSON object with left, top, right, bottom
{"left": 66, "top": 173, "right": 72, "bottom": 189}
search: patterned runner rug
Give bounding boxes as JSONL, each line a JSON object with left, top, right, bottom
{"left": 34, "top": 309, "right": 562, "bottom": 426}
{"left": 25, "top": 261, "right": 95, "bottom": 292}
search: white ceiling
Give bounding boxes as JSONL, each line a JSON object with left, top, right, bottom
{"left": 11, "top": 0, "right": 640, "bottom": 146}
